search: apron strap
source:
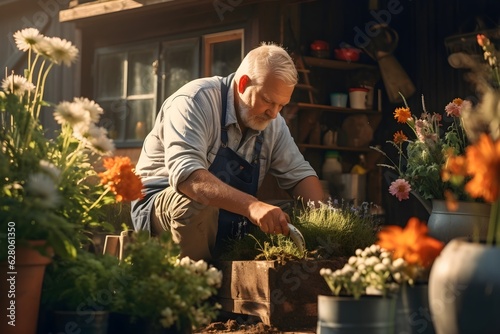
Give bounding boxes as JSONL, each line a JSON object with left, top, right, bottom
{"left": 220, "top": 73, "right": 264, "bottom": 165}
{"left": 220, "top": 73, "right": 235, "bottom": 146}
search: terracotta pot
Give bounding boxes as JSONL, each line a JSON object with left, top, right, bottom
{"left": 429, "top": 239, "right": 500, "bottom": 334}
{"left": 317, "top": 294, "right": 396, "bottom": 334}
{"left": 427, "top": 200, "right": 491, "bottom": 243}
{"left": 0, "top": 240, "right": 52, "bottom": 334}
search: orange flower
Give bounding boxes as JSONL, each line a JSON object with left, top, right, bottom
{"left": 464, "top": 134, "right": 500, "bottom": 203}
{"left": 477, "top": 34, "right": 488, "bottom": 47}
{"left": 441, "top": 153, "right": 467, "bottom": 183}
{"left": 452, "top": 98, "right": 464, "bottom": 106}
{"left": 394, "top": 107, "right": 411, "bottom": 123}
{"left": 99, "top": 156, "right": 144, "bottom": 202}
{"left": 377, "top": 217, "right": 444, "bottom": 268}
{"left": 393, "top": 130, "right": 408, "bottom": 145}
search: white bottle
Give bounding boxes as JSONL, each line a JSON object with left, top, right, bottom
{"left": 322, "top": 150, "right": 342, "bottom": 182}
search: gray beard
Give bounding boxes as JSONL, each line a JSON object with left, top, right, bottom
{"left": 238, "top": 100, "right": 270, "bottom": 131}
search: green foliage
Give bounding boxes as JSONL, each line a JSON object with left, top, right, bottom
{"left": 111, "top": 231, "right": 222, "bottom": 331}
{"left": 293, "top": 202, "right": 378, "bottom": 258}
{"left": 221, "top": 201, "right": 378, "bottom": 261}
{"left": 42, "top": 250, "right": 121, "bottom": 311}
{"left": 0, "top": 29, "right": 134, "bottom": 261}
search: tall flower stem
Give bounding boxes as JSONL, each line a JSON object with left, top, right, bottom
{"left": 87, "top": 187, "right": 111, "bottom": 212}
{"left": 35, "top": 62, "right": 54, "bottom": 119}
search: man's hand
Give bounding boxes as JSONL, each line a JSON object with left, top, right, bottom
{"left": 247, "top": 201, "right": 290, "bottom": 235}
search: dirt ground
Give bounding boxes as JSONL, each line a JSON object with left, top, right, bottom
{"left": 195, "top": 313, "right": 315, "bottom": 334}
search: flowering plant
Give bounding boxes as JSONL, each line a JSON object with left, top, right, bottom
{"left": 372, "top": 95, "right": 472, "bottom": 203}
{"left": 112, "top": 232, "right": 223, "bottom": 331}
{"left": 320, "top": 217, "right": 443, "bottom": 299}
{"left": 443, "top": 34, "right": 500, "bottom": 245}
{"left": 0, "top": 28, "right": 143, "bottom": 260}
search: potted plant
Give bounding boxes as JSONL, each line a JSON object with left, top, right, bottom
{"left": 214, "top": 200, "right": 379, "bottom": 330}
{"left": 41, "top": 250, "right": 121, "bottom": 333}
{"left": 0, "top": 28, "right": 144, "bottom": 334}
{"left": 319, "top": 217, "right": 443, "bottom": 334}
{"left": 109, "top": 231, "right": 223, "bottom": 334}
{"left": 428, "top": 33, "right": 500, "bottom": 334}
{"left": 371, "top": 92, "right": 490, "bottom": 243}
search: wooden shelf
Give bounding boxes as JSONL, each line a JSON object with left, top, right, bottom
{"left": 303, "top": 56, "right": 377, "bottom": 71}
{"left": 298, "top": 144, "right": 373, "bottom": 152}
{"left": 294, "top": 102, "right": 380, "bottom": 114}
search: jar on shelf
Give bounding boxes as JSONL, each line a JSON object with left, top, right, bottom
{"left": 322, "top": 150, "right": 342, "bottom": 179}
{"left": 322, "top": 150, "right": 342, "bottom": 199}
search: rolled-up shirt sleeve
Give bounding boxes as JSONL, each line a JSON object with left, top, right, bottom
{"left": 163, "top": 93, "right": 220, "bottom": 190}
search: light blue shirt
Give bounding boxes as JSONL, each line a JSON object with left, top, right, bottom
{"left": 132, "top": 75, "right": 317, "bottom": 230}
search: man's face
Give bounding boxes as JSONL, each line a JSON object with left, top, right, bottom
{"left": 238, "top": 75, "right": 294, "bottom": 131}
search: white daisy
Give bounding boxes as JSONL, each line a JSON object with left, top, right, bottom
{"left": 32, "top": 36, "right": 52, "bottom": 58}
{"left": 13, "top": 28, "right": 43, "bottom": 52}
{"left": 45, "top": 36, "right": 79, "bottom": 66}
{"left": 82, "top": 124, "right": 115, "bottom": 155}
{"left": 73, "top": 97, "right": 103, "bottom": 123}
{"left": 1, "top": 74, "right": 35, "bottom": 96}
{"left": 26, "top": 172, "right": 61, "bottom": 209}
{"left": 53, "top": 100, "right": 90, "bottom": 127}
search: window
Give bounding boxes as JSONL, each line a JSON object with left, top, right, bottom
{"left": 94, "top": 30, "right": 243, "bottom": 147}
{"left": 203, "top": 29, "right": 244, "bottom": 77}
{"left": 159, "top": 38, "right": 200, "bottom": 103}
{"left": 95, "top": 43, "right": 158, "bottom": 146}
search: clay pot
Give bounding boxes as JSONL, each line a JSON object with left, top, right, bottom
{"left": 0, "top": 240, "right": 52, "bottom": 334}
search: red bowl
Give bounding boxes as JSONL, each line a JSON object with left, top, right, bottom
{"left": 334, "top": 48, "right": 361, "bottom": 62}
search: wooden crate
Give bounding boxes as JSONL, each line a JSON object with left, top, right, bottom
{"left": 214, "top": 259, "right": 346, "bottom": 330}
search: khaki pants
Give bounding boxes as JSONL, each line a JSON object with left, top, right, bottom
{"left": 151, "top": 186, "right": 219, "bottom": 261}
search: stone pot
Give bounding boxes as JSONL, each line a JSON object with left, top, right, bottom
{"left": 53, "top": 310, "right": 109, "bottom": 334}
{"left": 429, "top": 238, "right": 500, "bottom": 334}
{"left": 427, "top": 200, "right": 491, "bottom": 243}
{"left": 396, "top": 283, "right": 435, "bottom": 334}
{"left": 317, "top": 294, "right": 396, "bottom": 334}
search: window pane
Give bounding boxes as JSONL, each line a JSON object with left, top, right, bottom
{"left": 128, "top": 49, "right": 157, "bottom": 96}
{"left": 96, "top": 53, "right": 124, "bottom": 98}
{"left": 161, "top": 39, "right": 199, "bottom": 100}
{"left": 98, "top": 99, "right": 127, "bottom": 141}
{"left": 126, "top": 99, "right": 155, "bottom": 141}
{"left": 211, "top": 39, "right": 241, "bottom": 76}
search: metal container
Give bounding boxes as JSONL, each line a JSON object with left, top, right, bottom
{"left": 330, "top": 174, "right": 366, "bottom": 205}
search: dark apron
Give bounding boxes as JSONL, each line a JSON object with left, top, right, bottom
{"left": 208, "top": 73, "right": 263, "bottom": 243}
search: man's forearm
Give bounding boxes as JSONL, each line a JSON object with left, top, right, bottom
{"left": 291, "top": 175, "right": 325, "bottom": 205}
{"left": 177, "top": 169, "right": 258, "bottom": 217}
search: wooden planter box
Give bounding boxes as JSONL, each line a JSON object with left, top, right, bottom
{"left": 215, "top": 259, "right": 346, "bottom": 330}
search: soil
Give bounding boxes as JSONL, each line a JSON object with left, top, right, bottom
{"left": 195, "top": 314, "right": 315, "bottom": 333}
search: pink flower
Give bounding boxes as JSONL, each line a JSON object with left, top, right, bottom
{"left": 445, "top": 102, "right": 461, "bottom": 117}
{"left": 389, "top": 179, "right": 412, "bottom": 201}
{"left": 445, "top": 98, "right": 471, "bottom": 118}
